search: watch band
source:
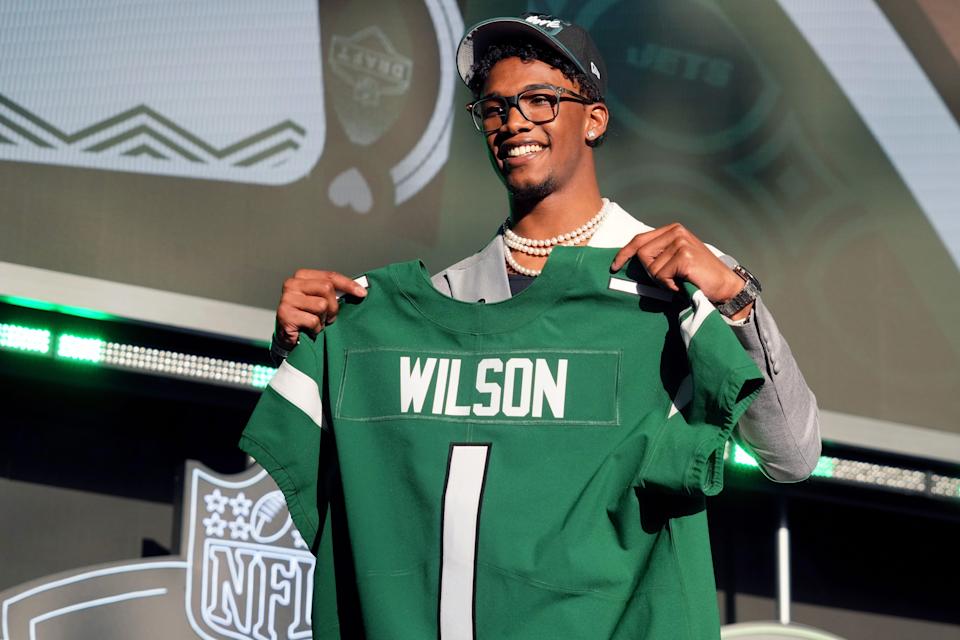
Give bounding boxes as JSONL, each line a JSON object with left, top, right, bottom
{"left": 269, "top": 333, "right": 291, "bottom": 366}
{"left": 716, "top": 264, "right": 762, "bottom": 318}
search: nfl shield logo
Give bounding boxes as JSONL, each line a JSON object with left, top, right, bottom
{"left": 183, "top": 462, "right": 315, "bottom": 640}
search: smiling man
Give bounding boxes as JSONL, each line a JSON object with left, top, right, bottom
{"left": 259, "top": 11, "right": 821, "bottom": 639}
{"left": 275, "top": 12, "right": 819, "bottom": 482}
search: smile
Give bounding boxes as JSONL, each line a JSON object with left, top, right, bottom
{"left": 506, "top": 144, "right": 544, "bottom": 158}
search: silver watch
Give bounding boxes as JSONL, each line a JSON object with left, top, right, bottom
{"left": 716, "top": 265, "right": 761, "bottom": 318}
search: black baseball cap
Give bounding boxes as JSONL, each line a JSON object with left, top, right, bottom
{"left": 457, "top": 13, "right": 607, "bottom": 98}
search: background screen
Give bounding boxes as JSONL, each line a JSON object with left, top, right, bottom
{"left": 2, "top": 0, "right": 958, "bottom": 451}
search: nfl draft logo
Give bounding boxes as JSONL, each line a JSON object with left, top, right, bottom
{"left": 184, "top": 465, "right": 315, "bottom": 640}
{"left": 0, "top": 461, "right": 317, "bottom": 640}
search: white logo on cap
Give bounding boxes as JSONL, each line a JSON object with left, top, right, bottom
{"left": 590, "top": 61, "right": 601, "bottom": 80}
{"left": 525, "top": 15, "right": 563, "bottom": 30}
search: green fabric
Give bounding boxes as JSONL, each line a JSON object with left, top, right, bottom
{"left": 240, "top": 246, "right": 763, "bottom": 639}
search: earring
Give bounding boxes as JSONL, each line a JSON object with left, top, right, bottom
{"left": 587, "top": 131, "right": 596, "bottom": 139}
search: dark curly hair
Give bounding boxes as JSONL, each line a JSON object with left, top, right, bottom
{"left": 468, "top": 41, "right": 606, "bottom": 146}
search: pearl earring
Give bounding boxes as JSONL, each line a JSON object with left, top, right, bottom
{"left": 587, "top": 131, "right": 595, "bottom": 139}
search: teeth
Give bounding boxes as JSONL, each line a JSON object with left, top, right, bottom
{"left": 507, "top": 144, "right": 543, "bottom": 158}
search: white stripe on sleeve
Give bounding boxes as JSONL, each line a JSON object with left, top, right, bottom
{"left": 680, "top": 290, "right": 715, "bottom": 349}
{"left": 668, "top": 375, "right": 693, "bottom": 419}
{"left": 268, "top": 361, "right": 324, "bottom": 428}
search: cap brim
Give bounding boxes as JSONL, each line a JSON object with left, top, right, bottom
{"left": 456, "top": 18, "right": 586, "bottom": 90}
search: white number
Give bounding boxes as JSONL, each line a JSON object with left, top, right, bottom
{"left": 438, "top": 444, "right": 491, "bottom": 640}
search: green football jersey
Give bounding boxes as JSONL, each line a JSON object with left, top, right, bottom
{"left": 239, "top": 247, "right": 763, "bottom": 640}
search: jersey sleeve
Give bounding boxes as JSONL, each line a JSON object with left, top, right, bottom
{"left": 639, "top": 283, "right": 764, "bottom": 496}
{"left": 238, "top": 333, "right": 328, "bottom": 547}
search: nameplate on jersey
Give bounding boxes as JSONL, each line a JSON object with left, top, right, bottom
{"left": 336, "top": 349, "right": 621, "bottom": 425}
{"left": 608, "top": 277, "right": 675, "bottom": 302}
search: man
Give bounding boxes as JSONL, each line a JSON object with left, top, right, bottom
{"left": 272, "top": 13, "right": 821, "bottom": 483}
{"left": 248, "top": 13, "right": 822, "bottom": 638}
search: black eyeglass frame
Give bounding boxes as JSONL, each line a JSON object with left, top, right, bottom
{"left": 466, "top": 83, "right": 593, "bottom": 134}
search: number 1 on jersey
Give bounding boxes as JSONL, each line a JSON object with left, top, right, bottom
{"left": 438, "top": 443, "right": 491, "bottom": 640}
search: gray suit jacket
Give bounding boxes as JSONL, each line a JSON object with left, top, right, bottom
{"left": 432, "top": 201, "right": 821, "bottom": 482}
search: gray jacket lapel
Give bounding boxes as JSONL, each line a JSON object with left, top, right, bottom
{"left": 430, "top": 233, "right": 512, "bottom": 303}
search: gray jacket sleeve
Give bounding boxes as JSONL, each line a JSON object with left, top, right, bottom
{"left": 728, "top": 297, "right": 821, "bottom": 482}
{"left": 713, "top": 254, "right": 820, "bottom": 482}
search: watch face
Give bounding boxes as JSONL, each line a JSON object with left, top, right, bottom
{"left": 737, "top": 265, "right": 761, "bottom": 292}
{"left": 717, "top": 265, "right": 761, "bottom": 317}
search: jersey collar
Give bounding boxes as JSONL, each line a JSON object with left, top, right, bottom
{"left": 391, "top": 246, "right": 586, "bottom": 334}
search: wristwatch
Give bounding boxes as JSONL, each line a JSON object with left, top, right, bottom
{"left": 716, "top": 265, "right": 761, "bottom": 318}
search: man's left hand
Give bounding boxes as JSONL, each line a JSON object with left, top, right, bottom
{"left": 610, "top": 223, "right": 750, "bottom": 318}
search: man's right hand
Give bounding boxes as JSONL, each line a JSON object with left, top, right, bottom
{"left": 274, "top": 269, "right": 368, "bottom": 351}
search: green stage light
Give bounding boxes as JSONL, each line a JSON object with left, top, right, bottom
{"left": 0, "top": 319, "right": 275, "bottom": 389}
{"left": 4, "top": 318, "right": 957, "bottom": 500}
{"left": 57, "top": 335, "right": 105, "bottom": 362}
{"left": 811, "top": 456, "right": 836, "bottom": 478}
{"left": 0, "top": 323, "right": 51, "bottom": 354}
{"left": 732, "top": 444, "right": 760, "bottom": 468}
{"left": 251, "top": 365, "right": 276, "bottom": 388}
{"left": 1, "top": 295, "right": 114, "bottom": 321}
{"left": 723, "top": 446, "right": 960, "bottom": 500}
{"left": 99, "top": 342, "right": 276, "bottom": 388}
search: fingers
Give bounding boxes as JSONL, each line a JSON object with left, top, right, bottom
{"left": 276, "top": 270, "right": 368, "bottom": 346}
{"left": 325, "top": 271, "right": 369, "bottom": 299}
{"left": 645, "top": 242, "right": 691, "bottom": 292}
{"left": 275, "top": 307, "right": 325, "bottom": 348}
{"left": 633, "top": 228, "right": 685, "bottom": 265}
{"left": 281, "top": 275, "right": 337, "bottom": 322}
{"left": 610, "top": 243, "right": 637, "bottom": 273}
{"left": 610, "top": 224, "right": 678, "bottom": 271}
{"left": 610, "top": 224, "right": 713, "bottom": 293}
{"left": 291, "top": 270, "right": 368, "bottom": 299}
{"left": 637, "top": 232, "right": 739, "bottom": 300}
{"left": 288, "top": 290, "right": 338, "bottom": 319}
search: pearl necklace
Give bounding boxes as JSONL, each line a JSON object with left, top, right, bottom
{"left": 502, "top": 199, "right": 611, "bottom": 277}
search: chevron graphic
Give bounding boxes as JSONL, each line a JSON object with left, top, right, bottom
{"left": 0, "top": 93, "right": 306, "bottom": 168}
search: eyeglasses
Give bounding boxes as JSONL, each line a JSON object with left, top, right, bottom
{"left": 466, "top": 84, "right": 592, "bottom": 134}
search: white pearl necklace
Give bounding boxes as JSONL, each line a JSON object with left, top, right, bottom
{"left": 502, "top": 199, "right": 611, "bottom": 277}
{"left": 504, "top": 243, "right": 543, "bottom": 276}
